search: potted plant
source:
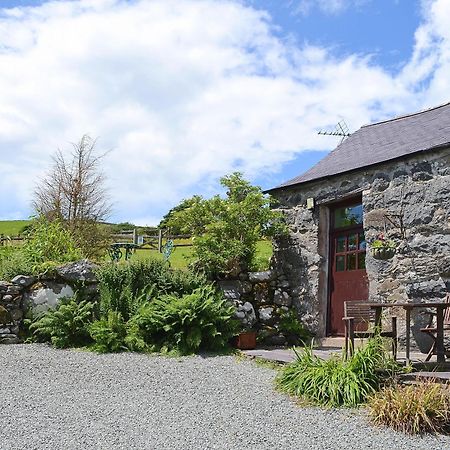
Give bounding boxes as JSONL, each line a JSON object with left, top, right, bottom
{"left": 234, "top": 328, "right": 257, "bottom": 350}
{"left": 370, "top": 233, "right": 396, "bottom": 260}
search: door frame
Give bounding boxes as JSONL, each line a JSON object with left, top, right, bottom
{"left": 326, "top": 195, "right": 365, "bottom": 336}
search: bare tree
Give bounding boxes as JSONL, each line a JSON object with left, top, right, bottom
{"left": 33, "top": 135, "right": 112, "bottom": 256}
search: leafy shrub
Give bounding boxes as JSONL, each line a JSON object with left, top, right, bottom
{"left": 29, "top": 296, "right": 95, "bottom": 348}
{"left": 276, "top": 337, "right": 401, "bottom": 407}
{"left": 368, "top": 381, "right": 450, "bottom": 434}
{"left": 128, "top": 285, "right": 239, "bottom": 355}
{"left": 165, "top": 172, "right": 286, "bottom": 278}
{"left": 96, "top": 259, "right": 208, "bottom": 321}
{"left": 89, "top": 311, "right": 128, "bottom": 353}
{"left": 278, "top": 310, "right": 313, "bottom": 345}
{"left": 0, "top": 248, "right": 34, "bottom": 280}
{"left": 24, "top": 217, "right": 82, "bottom": 271}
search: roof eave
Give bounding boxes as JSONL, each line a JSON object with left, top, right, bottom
{"left": 264, "top": 142, "right": 450, "bottom": 195}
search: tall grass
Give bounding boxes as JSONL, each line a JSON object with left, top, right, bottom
{"left": 276, "top": 337, "right": 401, "bottom": 407}
{"left": 369, "top": 381, "right": 450, "bottom": 434}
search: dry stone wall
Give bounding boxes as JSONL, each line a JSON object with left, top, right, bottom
{"left": 271, "top": 147, "right": 450, "bottom": 344}
{"left": 0, "top": 260, "right": 98, "bottom": 344}
{"left": 218, "top": 269, "right": 300, "bottom": 346}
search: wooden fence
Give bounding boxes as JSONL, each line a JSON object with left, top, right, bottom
{"left": 0, "top": 229, "right": 192, "bottom": 253}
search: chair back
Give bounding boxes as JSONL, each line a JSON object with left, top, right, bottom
{"left": 443, "top": 293, "right": 450, "bottom": 326}
{"left": 344, "top": 301, "right": 375, "bottom": 324}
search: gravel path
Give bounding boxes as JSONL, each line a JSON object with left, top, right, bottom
{"left": 1, "top": 345, "right": 450, "bottom": 450}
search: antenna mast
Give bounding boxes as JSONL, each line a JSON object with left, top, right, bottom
{"left": 318, "top": 120, "right": 351, "bottom": 143}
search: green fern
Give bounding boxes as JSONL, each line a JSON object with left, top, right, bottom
{"left": 89, "top": 311, "right": 128, "bottom": 353}
{"left": 29, "top": 296, "right": 95, "bottom": 348}
{"left": 127, "top": 285, "right": 239, "bottom": 355}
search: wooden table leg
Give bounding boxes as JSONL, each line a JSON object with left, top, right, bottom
{"left": 374, "top": 307, "right": 382, "bottom": 331}
{"left": 405, "top": 307, "right": 411, "bottom": 365}
{"left": 436, "top": 306, "right": 445, "bottom": 363}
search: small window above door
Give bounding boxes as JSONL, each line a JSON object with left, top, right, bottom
{"left": 333, "top": 204, "right": 363, "bottom": 229}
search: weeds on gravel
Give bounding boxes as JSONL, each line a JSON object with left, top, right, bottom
{"left": 368, "top": 380, "right": 450, "bottom": 434}
{"left": 276, "top": 337, "right": 401, "bottom": 407}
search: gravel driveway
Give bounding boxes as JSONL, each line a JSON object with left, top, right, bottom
{"left": 1, "top": 344, "right": 450, "bottom": 450}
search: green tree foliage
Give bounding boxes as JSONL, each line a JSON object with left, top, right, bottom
{"left": 164, "top": 172, "right": 286, "bottom": 278}
{"left": 158, "top": 196, "right": 203, "bottom": 234}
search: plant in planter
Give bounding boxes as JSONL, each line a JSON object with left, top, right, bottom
{"left": 234, "top": 328, "right": 257, "bottom": 350}
{"left": 369, "top": 233, "right": 397, "bottom": 260}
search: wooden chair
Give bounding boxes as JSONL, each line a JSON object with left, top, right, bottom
{"left": 420, "top": 293, "right": 450, "bottom": 362}
{"left": 343, "top": 301, "right": 397, "bottom": 359}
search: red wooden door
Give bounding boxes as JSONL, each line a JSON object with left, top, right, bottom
{"left": 328, "top": 202, "right": 368, "bottom": 335}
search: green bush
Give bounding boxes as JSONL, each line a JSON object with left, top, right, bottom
{"left": 96, "top": 259, "right": 208, "bottom": 321}
{"left": 165, "top": 172, "right": 286, "bottom": 278}
{"left": 24, "top": 217, "right": 83, "bottom": 271}
{"left": 127, "top": 285, "right": 239, "bottom": 355}
{"left": 29, "top": 296, "right": 95, "bottom": 348}
{"left": 276, "top": 337, "right": 401, "bottom": 407}
{"left": 369, "top": 381, "right": 450, "bottom": 434}
{"left": 0, "top": 247, "right": 33, "bottom": 280}
{"left": 89, "top": 311, "right": 128, "bottom": 353}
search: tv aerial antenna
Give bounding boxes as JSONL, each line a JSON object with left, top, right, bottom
{"left": 318, "top": 120, "right": 351, "bottom": 144}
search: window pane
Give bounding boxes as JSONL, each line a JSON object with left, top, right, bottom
{"left": 359, "top": 232, "right": 366, "bottom": 250}
{"left": 348, "top": 234, "right": 357, "bottom": 251}
{"left": 347, "top": 254, "right": 357, "bottom": 270}
{"left": 334, "top": 204, "right": 363, "bottom": 228}
{"left": 336, "top": 255, "right": 345, "bottom": 272}
{"left": 358, "top": 252, "right": 366, "bottom": 270}
{"left": 336, "top": 236, "right": 346, "bottom": 253}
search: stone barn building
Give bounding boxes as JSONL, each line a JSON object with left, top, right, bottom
{"left": 267, "top": 102, "right": 450, "bottom": 340}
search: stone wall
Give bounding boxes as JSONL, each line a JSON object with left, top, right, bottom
{"left": 271, "top": 147, "right": 450, "bottom": 341}
{"left": 0, "top": 260, "right": 98, "bottom": 344}
{"left": 218, "top": 269, "right": 302, "bottom": 346}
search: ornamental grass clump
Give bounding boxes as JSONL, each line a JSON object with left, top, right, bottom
{"left": 368, "top": 381, "right": 450, "bottom": 434}
{"left": 276, "top": 337, "right": 401, "bottom": 407}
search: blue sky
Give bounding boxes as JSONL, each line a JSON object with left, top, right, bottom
{"left": 0, "top": 0, "right": 449, "bottom": 225}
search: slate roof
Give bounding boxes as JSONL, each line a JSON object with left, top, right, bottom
{"left": 268, "top": 102, "right": 450, "bottom": 192}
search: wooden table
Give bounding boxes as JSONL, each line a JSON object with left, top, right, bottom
{"left": 365, "top": 302, "right": 450, "bottom": 364}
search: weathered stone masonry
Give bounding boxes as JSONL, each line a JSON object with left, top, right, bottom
{"left": 271, "top": 148, "right": 450, "bottom": 340}
{"left": 0, "top": 260, "right": 98, "bottom": 344}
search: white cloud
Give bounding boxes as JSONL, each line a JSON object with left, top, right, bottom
{"left": 0, "top": 0, "right": 448, "bottom": 224}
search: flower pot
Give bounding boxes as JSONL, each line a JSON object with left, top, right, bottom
{"left": 234, "top": 331, "right": 257, "bottom": 350}
{"left": 371, "top": 247, "right": 396, "bottom": 260}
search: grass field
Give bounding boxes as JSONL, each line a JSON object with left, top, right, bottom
{"left": 0, "top": 220, "right": 274, "bottom": 270}
{"left": 0, "top": 220, "right": 31, "bottom": 236}
{"left": 120, "top": 240, "right": 273, "bottom": 270}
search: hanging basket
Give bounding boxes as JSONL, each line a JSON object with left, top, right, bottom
{"left": 371, "top": 246, "right": 396, "bottom": 260}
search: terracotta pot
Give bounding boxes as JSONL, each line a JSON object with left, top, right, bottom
{"left": 234, "top": 331, "right": 257, "bottom": 350}
{"left": 371, "top": 247, "right": 396, "bottom": 260}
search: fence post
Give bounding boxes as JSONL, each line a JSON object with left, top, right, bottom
{"left": 158, "top": 229, "right": 163, "bottom": 253}
{"left": 133, "top": 228, "right": 138, "bottom": 245}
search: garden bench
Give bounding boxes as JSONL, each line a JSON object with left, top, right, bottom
{"left": 343, "top": 301, "right": 397, "bottom": 359}
{"left": 420, "top": 293, "right": 450, "bottom": 362}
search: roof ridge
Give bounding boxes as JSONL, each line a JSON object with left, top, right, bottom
{"left": 361, "top": 101, "right": 450, "bottom": 129}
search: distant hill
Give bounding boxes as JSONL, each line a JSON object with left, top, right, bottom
{"left": 0, "top": 220, "right": 31, "bottom": 236}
